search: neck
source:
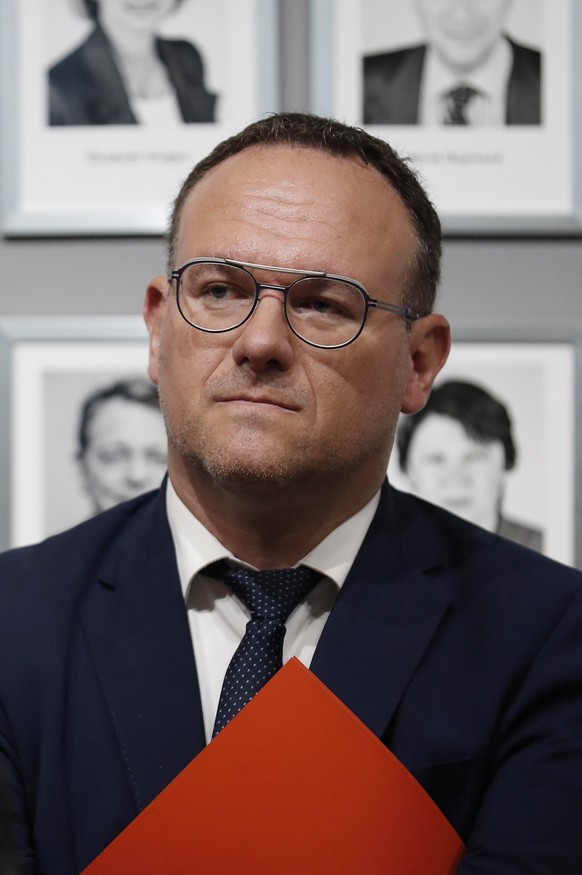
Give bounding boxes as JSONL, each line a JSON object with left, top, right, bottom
{"left": 168, "top": 460, "right": 383, "bottom": 569}
{"left": 100, "top": 18, "right": 157, "bottom": 61}
{"left": 440, "top": 36, "right": 505, "bottom": 79}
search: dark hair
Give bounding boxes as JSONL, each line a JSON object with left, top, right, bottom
{"left": 79, "top": 0, "right": 99, "bottom": 19}
{"left": 167, "top": 112, "right": 442, "bottom": 316}
{"left": 397, "top": 379, "right": 517, "bottom": 471}
{"left": 80, "top": 0, "right": 183, "bottom": 20}
{"left": 77, "top": 377, "right": 160, "bottom": 456}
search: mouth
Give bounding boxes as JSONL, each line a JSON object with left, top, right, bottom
{"left": 216, "top": 394, "right": 300, "bottom": 412}
{"left": 442, "top": 496, "right": 473, "bottom": 510}
{"left": 124, "top": 1, "right": 164, "bottom": 13}
{"left": 443, "top": 28, "right": 485, "bottom": 41}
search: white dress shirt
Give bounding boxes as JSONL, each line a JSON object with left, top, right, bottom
{"left": 165, "top": 479, "right": 380, "bottom": 742}
{"left": 131, "top": 91, "right": 182, "bottom": 125}
{"left": 419, "top": 36, "right": 512, "bottom": 126}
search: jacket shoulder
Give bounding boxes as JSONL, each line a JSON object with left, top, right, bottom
{"left": 0, "top": 489, "right": 166, "bottom": 604}
{"left": 389, "top": 486, "right": 582, "bottom": 601}
{"left": 507, "top": 36, "right": 542, "bottom": 67}
{"left": 363, "top": 44, "right": 425, "bottom": 75}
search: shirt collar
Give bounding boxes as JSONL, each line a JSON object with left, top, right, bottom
{"left": 165, "top": 477, "right": 381, "bottom": 598}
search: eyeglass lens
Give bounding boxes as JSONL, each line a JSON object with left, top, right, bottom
{"left": 177, "top": 261, "right": 367, "bottom": 347}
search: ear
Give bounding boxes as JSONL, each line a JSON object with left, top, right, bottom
{"left": 144, "top": 276, "right": 169, "bottom": 386}
{"left": 400, "top": 314, "right": 451, "bottom": 414}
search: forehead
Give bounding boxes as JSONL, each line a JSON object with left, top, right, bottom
{"left": 174, "top": 145, "right": 417, "bottom": 287}
{"left": 411, "top": 415, "right": 492, "bottom": 457}
{"left": 89, "top": 397, "right": 153, "bottom": 428}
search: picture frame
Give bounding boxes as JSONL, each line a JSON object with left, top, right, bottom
{"left": 0, "top": 0, "right": 278, "bottom": 236}
{"left": 388, "top": 319, "right": 582, "bottom": 569}
{"left": 311, "top": 0, "right": 582, "bottom": 234}
{"left": 0, "top": 316, "right": 162, "bottom": 550}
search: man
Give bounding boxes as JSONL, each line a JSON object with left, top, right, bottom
{"left": 363, "top": 0, "right": 541, "bottom": 125}
{"left": 396, "top": 379, "right": 543, "bottom": 549}
{"left": 1, "top": 113, "right": 582, "bottom": 874}
{"left": 77, "top": 377, "right": 167, "bottom": 514}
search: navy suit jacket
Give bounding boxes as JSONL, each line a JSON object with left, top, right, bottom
{"left": 48, "top": 25, "right": 216, "bottom": 125}
{"left": 363, "top": 38, "right": 541, "bottom": 125}
{"left": 1, "top": 482, "right": 582, "bottom": 874}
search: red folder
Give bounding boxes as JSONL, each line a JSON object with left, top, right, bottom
{"left": 83, "top": 658, "right": 464, "bottom": 874}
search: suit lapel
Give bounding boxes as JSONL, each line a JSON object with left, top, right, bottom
{"left": 506, "top": 38, "right": 541, "bottom": 124}
{"left": 84, "top": 26, "right": 137, "bottom": 123}
{"left": 364, "top": 45, "right": 425, "bottom": 124}
{"left": 311, "top": 485, "right": 451, "bottom": 739}
{"left": 392, "top": 46, "right": 425, "bottom": 124}
{"left": 81, "top": 489, "right": 206, "bottom": 812}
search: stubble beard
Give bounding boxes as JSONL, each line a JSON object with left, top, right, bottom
{"left": 163, "top": 400, "right": 395, "bottom": 504}
{"left": 156, "top": 347, "right": 405, "bottom": 502}
{"left": 166, "top": 411, "right": 323, "bottom": 499}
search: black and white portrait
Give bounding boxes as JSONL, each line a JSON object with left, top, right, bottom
{"left": 362, "top": 0, "right": 542, "bottom": 126}
{"left": 75, "top": 376, "right": 167, "bottom": 514}
{"left": 41, "top": 371, "right": 167, "bottom": 536}
{"left": 388, "top": 342, "right": 575, "bottom": 565}
{"left": 3, "top": 329, "right": 169, "bottom": 547}
{"left": 394, "top": 378, "right": 543, "bottom": 550}
{"left": 2, "top": 0, "right": 276, "bottom": 233}
{"left": 47, "top": 0, "right": 217, "bottom": 126}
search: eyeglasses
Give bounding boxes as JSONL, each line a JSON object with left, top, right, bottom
{"left": 168, "top": 257, "right": 421, "bottom": 350}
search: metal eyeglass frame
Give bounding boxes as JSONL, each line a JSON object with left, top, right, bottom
{"left": 168, "top": 256, "right": 421, "bottom": 350}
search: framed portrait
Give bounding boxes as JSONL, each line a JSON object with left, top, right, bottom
{"left": 0, "top": 316, "right": 167, "bottom": 550}
{"left": 311, "top": 0, "right": 582, "bottom": 233}
{"left": 0, "top": 0, "right": 278, "bottom": 235}
{"left": 388, "top": 321, "right": 581, "bottom": 568}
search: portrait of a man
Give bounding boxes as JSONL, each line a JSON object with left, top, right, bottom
{"left": 363, "top": 0, "right": 542, "bottom": 126}
{"left": 76, "top": 377, "right": 167, "bottom": 513}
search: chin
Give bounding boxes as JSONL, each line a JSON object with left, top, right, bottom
{"left": 208, "top": 463, "right": 310, "bottom": 500}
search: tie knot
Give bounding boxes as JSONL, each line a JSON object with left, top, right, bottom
{"left": 444, "top": 83, "right": 480, "bottom": 124}
{"left": 225, "top": 566, "right": 318, "bottom": 624}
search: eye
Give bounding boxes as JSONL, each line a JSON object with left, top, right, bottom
{"left": 203, "top": 282, "right": 237, "bottom": 301}
{"left": 422, "top": 452, "right": 448, "bottom": 466}
{"left": 464, "top": 448, "right": 489, "bottom": 463}
{"left": 289, "top": 280, "right": 362, "bottom": 322}
{"left": 180, "top": 264, "right": 255, "bottom": 304}
{"left": 92, "top": 445, "right": 130, "bottom": 465}
{"left": 199, "top": 280, "right": 255, "bottom": 311}
{"left": 146, "top": 449, "right": 167, "bottom": 466}
{"left": 299, "top": 296, "right": 345, "bottom": 316}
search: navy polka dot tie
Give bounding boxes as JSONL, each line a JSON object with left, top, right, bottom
{"left": 212, "top": 565, "right": 318, "bottom": 737}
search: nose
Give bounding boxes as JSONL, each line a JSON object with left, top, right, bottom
{"left": 447, "top": 0, "right": 475, "bottom": 24}
{"left": 231, "top": 288, "right": 295, "bottom": 372}
{"left": 122, "top": 451, "right": 155, "bottom": 487}
{"left": 441, "top": 460, "right": 474, "bottom": 487}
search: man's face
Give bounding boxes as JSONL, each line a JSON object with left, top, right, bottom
{"left": 415, "top": 0, "right": 512, "bottom": 74}
{"left": 404, "top": 412, "right": 506, "bottom": 528}
{"left": 146, "top": 145, "right": 448, "bottom": 505}
{"left": 79, "top": 397, "right": 167, "bottom": 512}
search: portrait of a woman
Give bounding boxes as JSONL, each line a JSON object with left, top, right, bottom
{"left": 396, "top": 379, "right": 544, "bottom": 551}
{"left": 48, "top": 0, "right": 217, "bottom": 125}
